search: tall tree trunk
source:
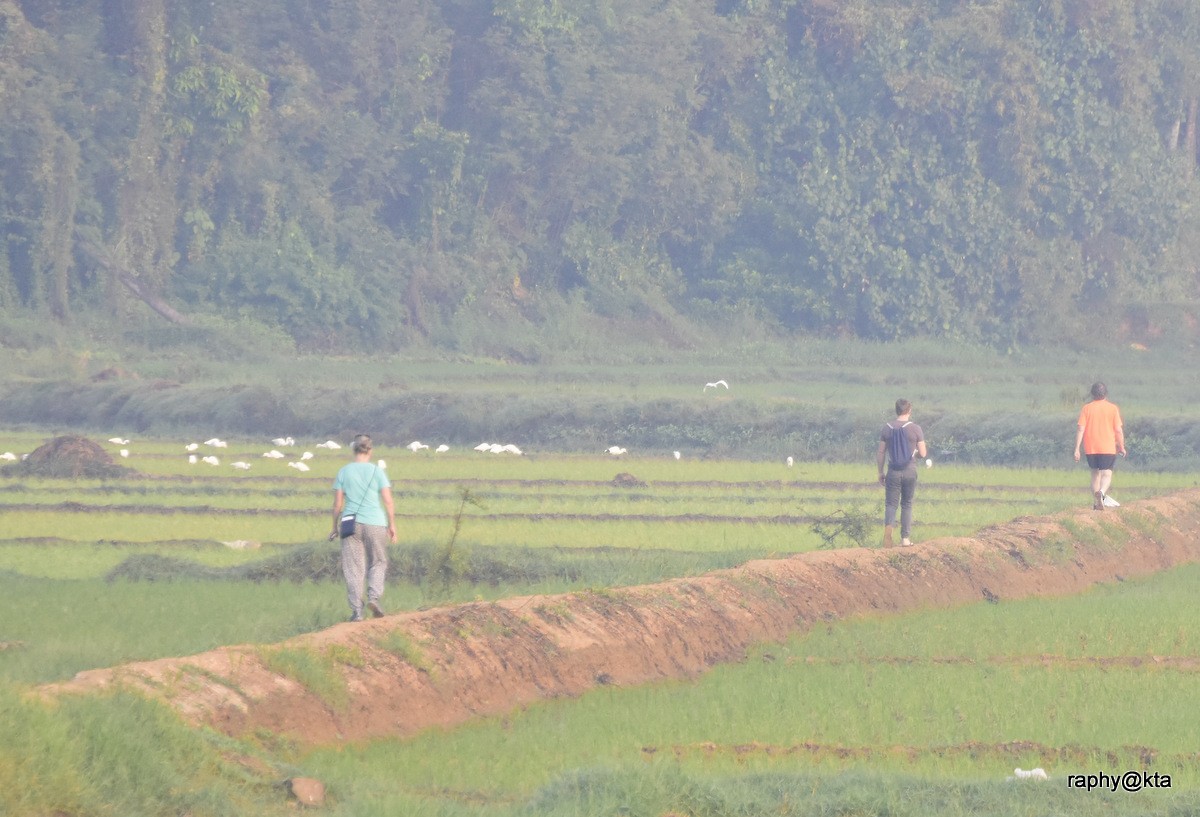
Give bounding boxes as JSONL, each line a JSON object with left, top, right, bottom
{"left": 1186, "top": 97, "right": 1198, "bottom": 182}
{"left": 109, "top": 0, "right": 179, "bottom": 302}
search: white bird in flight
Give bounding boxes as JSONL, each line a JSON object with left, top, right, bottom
{"left": 703, "top": 380, "right": 729, "bottom": 392}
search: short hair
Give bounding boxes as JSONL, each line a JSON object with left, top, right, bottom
{"left": 352, "top": 434, "right": 372, "bottom": 454}
{"left": 895, "top": 398, "right": 912, "bottom": 416}
{"left": 1090, "top": 382, "right": 1107, "bottom": 400}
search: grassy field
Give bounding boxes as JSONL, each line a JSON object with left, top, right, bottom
{"left": 3, "top": 428, "right": 1200, "bottom": 816}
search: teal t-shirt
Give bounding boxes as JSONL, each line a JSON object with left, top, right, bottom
{"left": 333, "top": 462, "right": 391, "bottom": 527}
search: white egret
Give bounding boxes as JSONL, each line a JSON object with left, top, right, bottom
{"left": 108, "top": 437, "right": 130, "bottom": 445}
{"left": 407, "top": 441, "right": 429, "bottom": 452}
{"left": 489, "top": 444, "right": 505, "bottom": 453}
{"left": 232, "top": 461, "right": 251, "bottom": 470}
{"left": 262, "top": 450, "right": 285, "bottom": 459}
{"left": 201, "top": 455, "right": 220, "bottom": 465}
{"left": 300, "top": 451, "right": 314, "bottom": 461}
{"left": 377, "top": 459, "right": 387, "bottom": 470}
{"left": 607, "top": 446, "right": 627, "bottom": 455}
{"left": 786, "top": 456, "right": 794, "bottom": 467}
{"left": 502, "top": 444, "right": 523, "bottom": 455}
{"left": 673, "top": 451, "right": 681, "bottom": 460}
{"left": 272, "top": 437, "right": 295, "bottom": 446}
{"left": 204, "top": 438, "right": 228, "bottom": 448}
{"left": 474, "top": 442, "right": 491, "bottom": 452}
{"left": 188, "top": 454, "right": 198, "bottom": 464}
{"left": 435, "top": 444, "right": 450, "bottom": 453}
{"left": 118, "top": 449, "right": 129, "bottom": 458}
{"left": 287, "top": 461, "right": 310, "bottom": 472}
{"left": 185, "top": 442, "right": 200, "bottom": 452}
{"left": 316, "top": 440, "right": 342, "bottom": 449}
{"left": 0, "top": 452, "right": 18, "bottom": 461}
{"left": 1012, "top": 768, "right": 1048, "bottom": 780}
{"left": 703, "top": 380, "right": 729, "bottom": 392}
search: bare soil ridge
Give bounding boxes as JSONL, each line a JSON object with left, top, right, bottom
{"left": 44, "top": 490, "right": 1200, "bottom": 746}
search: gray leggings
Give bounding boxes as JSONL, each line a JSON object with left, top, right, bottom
{"left": 884, "top": 468, "right": 918, "bottom": 539}
{"left": 341, "top": 523, "right": 389, "bottom": 616}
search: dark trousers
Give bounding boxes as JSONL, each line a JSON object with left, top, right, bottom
{"left": 885, "top": 468, "right": 917, "bottom": 539}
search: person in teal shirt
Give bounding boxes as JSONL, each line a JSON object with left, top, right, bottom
{"left": 331, "top": 434, "right": 396, "bottom": 621}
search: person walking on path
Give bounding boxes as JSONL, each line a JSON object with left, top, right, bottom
{"left": 1074, "top": 382, "right": 1126, "bottom": 511}
{"left": 876, "top": 398, "right": 927, "bottom": 547}
{"left": 330, "top": 434, "right": 397, "bottom": 621}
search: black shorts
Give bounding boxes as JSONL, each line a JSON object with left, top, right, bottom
{"left": 1086, "top": 454, "right": 1117, "bottom": 471}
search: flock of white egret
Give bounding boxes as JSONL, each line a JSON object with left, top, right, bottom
{"left": 0, "top": 380, "right": 817, "bottom": 470}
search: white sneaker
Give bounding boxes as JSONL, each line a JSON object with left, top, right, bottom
{"left": 901, "top": 538, "right": 912, "bottom": 547}
{"left": 1102, "top": 494, "right": 1120, "bottom": 508}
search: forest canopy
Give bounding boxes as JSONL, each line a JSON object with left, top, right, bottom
{"left": 1, "top": 0, "right": 1198, "bottom": 353}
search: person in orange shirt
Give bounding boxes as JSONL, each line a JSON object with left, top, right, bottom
{"left": 1073, "top": 382, "right": 1126, "bottom": 510}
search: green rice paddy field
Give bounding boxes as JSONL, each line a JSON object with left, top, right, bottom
{"left": 3, "top": 430, "right": 1200, "bottom": 816}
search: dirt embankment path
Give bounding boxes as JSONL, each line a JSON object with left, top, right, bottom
{"left": 44, "top": 490, "right": 1200, "bottom": 746}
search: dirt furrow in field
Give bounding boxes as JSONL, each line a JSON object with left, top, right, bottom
{"left": 42, "top": 490, "right": 1200, "bottom": 746}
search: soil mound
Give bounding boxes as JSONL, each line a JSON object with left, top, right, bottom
{"left": 42, "top": 490, "right": 1200, "bottom": 746}
{"left": 17, "top": 435, "right": 130, "bottom": 478}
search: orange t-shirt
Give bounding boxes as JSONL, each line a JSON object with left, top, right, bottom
{"left": 1077, "top": 399, "right": 1122, "bottom": 455}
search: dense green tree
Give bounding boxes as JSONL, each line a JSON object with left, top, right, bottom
{"left": 1, "top": 0, "right": 1198, "bottom": 350}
